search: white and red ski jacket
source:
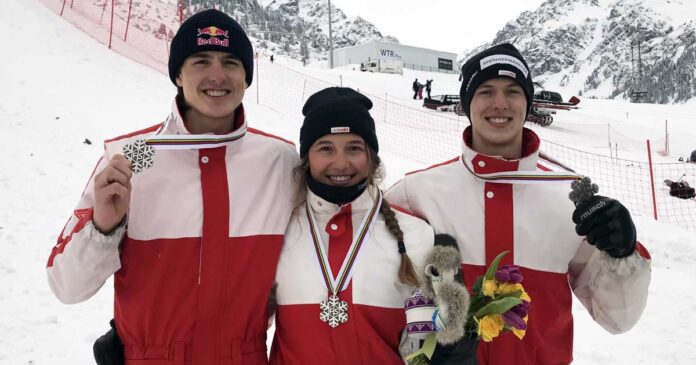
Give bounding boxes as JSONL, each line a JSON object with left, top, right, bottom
{"left": 270, "top": 187, "right": 434, "bottom": 365}
{"left": 47, "top": 101, "right": 298, "bottom": 365}
{"left": 386, "top": 127, "right": 651, "bottom": 365}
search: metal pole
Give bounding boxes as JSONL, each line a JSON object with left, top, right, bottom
{"left": 328, "top": 0, "right": 334, "bottom": 69}
{"left": 108, "top": 0, "right": 115, "bottom": 48}
{"left": 164, "top": 28, "right": 170, "bottom": 58}
{"left": 60, "top": 0, "right": 67, "bottom": 16}
{"left": 302, "top": 79, "right": 307, "bottom": 103}
{"left": 646, "top": 140, "right": 658, "bottom": 220}
{"left": 665, "top": 119, "right": 669, "bottom": 155}
{"left": 255, "top": 53, "right": 259, "bottom": 104}
{"left": 124, "top": 0, "right": 133, "bottom": 42}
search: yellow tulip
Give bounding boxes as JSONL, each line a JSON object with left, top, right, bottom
{"left": 477, "top": 314, "right": 505, "bottom": 342}
{"left": 482, "top": 279, "right": 498, "bottom": 297}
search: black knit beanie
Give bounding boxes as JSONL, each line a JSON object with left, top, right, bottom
{"left": 168, "top": 9, "right": 254, "bottom": 87}
{"left": 300, "top": 87, "right": 378, "bottom": 158}
{"left": 459, "top": 43, "right": 534, "bottom": 119}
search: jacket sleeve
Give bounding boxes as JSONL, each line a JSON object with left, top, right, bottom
{"left": 568, "top": 240, "right": 651, "bottom": 334}
{"left": 46, "top": 153, "right": 124, "bottom": 304}
{"left": 385, "top": 178, "right": 415, "bottom": 212}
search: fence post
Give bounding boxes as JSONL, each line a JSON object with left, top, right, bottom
{"left": 302, "top": 79, "right": 307, "bottom": 104}
{"left": 108, "top": 0, "right": 115, "bottom": 48}
{"left": 100, "top": 0, "right": 107, "bottom": 24}
{"left": 383, "top": 93, "right": 388, "bottom": 123}
{"left": 646, "top": 140, "right": 659, "bottom": 220}
{"left": 665, "top": 119, "right": 669, "bottom": 156}
{"left": 124, "top": 0, "right": 133, "bottom": 41}
{"left": 339, "top": 75, "right": 343, "bottom": 87}
{"left": 164, "top": 29, "right": 170, "bottom": 58}
{"left": 255, "top": 52, "right": 259, "bottom": 104}
{"left": 60, "top": 0, "right": 68, "bottom": 16}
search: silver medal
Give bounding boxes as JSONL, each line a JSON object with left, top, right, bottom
{"left": 319, "top": 294, "right": 349, "bottom": 328}
{"left": 123, "top": 139, "right": 155, "bottom": 174}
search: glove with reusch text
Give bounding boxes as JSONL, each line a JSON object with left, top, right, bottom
{"left": 572, "top": 195, "right": 637, "bottom": 258}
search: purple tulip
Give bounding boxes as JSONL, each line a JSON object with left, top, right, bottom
{"left": 510, "top": 301, "right": 530, "bottom": 318}
{"left": 503, "top": 310, "right": 528, "bottom": 330}
{"left": 503, "top": 301, "right": 530, "bottom": 330}
{"left": 495, "top": 265, "right": 523, "bottom": 283}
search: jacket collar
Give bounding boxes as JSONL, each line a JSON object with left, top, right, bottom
{"left": 306, "top": 184, "right": 380, "bottom": 218}
{"left": 461, "top": 126, "right": 540, "bottom": 174}
{"left": 145, "top": 100, "right": 248, "bottom": 150}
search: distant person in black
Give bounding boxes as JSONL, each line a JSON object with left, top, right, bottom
{"left": 270, "top": 54, "right": 274, "bottom": 63}
{"left": 425, "top": 79, "right": 433, "bottom": 99}
{"left": 412, "top": 78, "right": 419, "bottom": 99}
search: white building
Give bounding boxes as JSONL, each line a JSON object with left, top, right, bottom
{"left": 332, "top": 40, "right": 458, "bottom": 74}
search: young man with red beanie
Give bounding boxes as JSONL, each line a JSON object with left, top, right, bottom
{"left": 46, "top": 9, "right": 298, "bottom": 365}
{"left": 386, "top": 43, "right": 651, "bottom": 365}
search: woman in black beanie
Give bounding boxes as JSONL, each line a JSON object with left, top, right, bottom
{"left": 269, "top": 87, "right": 477, "bottom": 365}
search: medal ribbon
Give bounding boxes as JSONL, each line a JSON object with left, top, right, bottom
{"left": 144, "top": 114, "right": 247, "bottom": 150}
{"left": 461, "top": 155, "right": 583, "bottom": 184}
{"left": 306, "top": 190, "right": 382, "bottom": 295}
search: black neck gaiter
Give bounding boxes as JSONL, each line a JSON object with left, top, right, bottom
{"left": 306, "top": 173, "right": 368, "bottom": 205}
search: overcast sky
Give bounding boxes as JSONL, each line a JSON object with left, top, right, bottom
{"left": 329, "top": 0, "right": 547, "bottom": 55}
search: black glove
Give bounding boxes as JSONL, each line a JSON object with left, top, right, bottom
{"left": 93, "top": 319, "right": 124, "bottom": 365}
{"left": 430, "top": 337, "right": 479, "bottom": 365}
{"left": 572, "top": 195, "right": 637, "bottom": 258}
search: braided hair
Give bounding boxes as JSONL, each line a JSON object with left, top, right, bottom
{"left": 379, "top": 196, "right": 420, "bottom": 288}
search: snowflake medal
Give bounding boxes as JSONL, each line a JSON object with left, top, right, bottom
{"left": 123, "top": 139, "right": 155, "bottom": 174}
{"left": 319, "top": 294, "right": 349, "bottom": 328}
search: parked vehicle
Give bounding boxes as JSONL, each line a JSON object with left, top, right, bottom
{"left": 423, "top": 94, "right": 460, "bottom": 111}
{"left": 360, "top": 59, "right": 403, "bottom": 74}
{"left": 527, "top": 91, "right": 581, "bottom": 127}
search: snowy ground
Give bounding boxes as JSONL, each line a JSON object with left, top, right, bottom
{"left": 1, "top": 0, "right": 696, "bottom": 364}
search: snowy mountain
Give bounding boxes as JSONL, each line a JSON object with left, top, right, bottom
{"left": 255, "top": 0, "right": 399, "bottom": 60}
{"left": 99, "top": 0, "right": 396, "bottom": 62}
{"left": 461, "top": 0, "right": 696, "bottom": 104}
{"left": 180, "top": 0, "right": 398, "bottom": 61}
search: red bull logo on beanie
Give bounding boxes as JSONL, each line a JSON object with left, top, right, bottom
{"left": 196, "top": 26, "right": 230, "bottom": 47}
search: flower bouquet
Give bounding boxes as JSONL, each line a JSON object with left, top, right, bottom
{"left": 465, "top": 251, "right": 531, "bottom": 342}
{"left": 403, "top": 247, "right": 530, "bottom": 364}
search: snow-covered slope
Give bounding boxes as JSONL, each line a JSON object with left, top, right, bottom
{"left": 462, "top": 0, "right": 696, "bottom": 104}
